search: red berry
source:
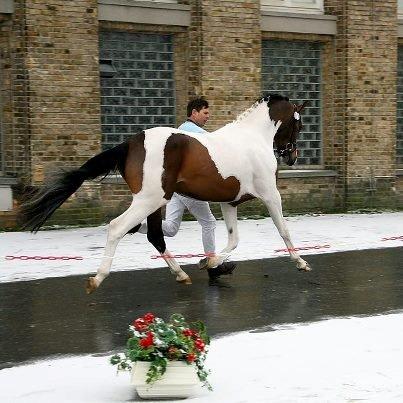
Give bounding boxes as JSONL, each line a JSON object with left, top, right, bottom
{"left": 182, "top": 329, "right": 193, "bottom": 337}
{"left": 133, "top": 318, "right": 148, "bottom": 331}
{"left": 143, "top": 313, "right": 155, "bottom": 324}
{"left": 194, "top": 338, "right": 205, "bottom": 352}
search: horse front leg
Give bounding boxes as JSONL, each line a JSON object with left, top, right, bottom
{"left": 219, "top": 203, "right": 239, "bottom": 254}
{"left": 260, "top": 187, "right": 311, "bottom": 272}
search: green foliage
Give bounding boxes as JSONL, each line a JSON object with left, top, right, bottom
{"left": 110, "top": 313, "right": 212, "bottom": 390}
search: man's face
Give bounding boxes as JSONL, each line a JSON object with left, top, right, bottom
{"left": 191, "top": 107, "right": 210, "bottom": 127}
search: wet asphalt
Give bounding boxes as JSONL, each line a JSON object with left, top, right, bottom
{"left": 0, "top": 247, "right": 402, "bottom": 369}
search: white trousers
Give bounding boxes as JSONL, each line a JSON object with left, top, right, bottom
{"left": 138, "top": 193, "right": 216, "bottom": 253}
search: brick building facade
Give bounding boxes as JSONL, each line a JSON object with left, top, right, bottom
{"left": 0, "top": 0, "right": 401, "bottom": 228}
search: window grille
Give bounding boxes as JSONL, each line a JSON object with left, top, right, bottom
{"left": 262, "top": 40, "right": 322, "bottom": 166}
{"left": 99, "top": 31, "right": 175, "bottom": 149}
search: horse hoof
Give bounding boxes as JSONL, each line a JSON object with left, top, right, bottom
{"left": 198, "top": 258, "right": 208, "bottom": 270}
{"left": 177, "top": 276, "right": 192, "bottom": 285}
{"left": 86, "top": 277, "right": 99, "bottom": 294}
{"left": 298, "top": 264, "right": 312, "bottom": 272}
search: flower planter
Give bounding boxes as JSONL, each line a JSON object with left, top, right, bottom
{"left": 131, "top": 361, "right": 200, "bottom": 399}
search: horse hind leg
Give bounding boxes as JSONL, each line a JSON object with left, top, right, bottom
{"left": 146, "top": 209, "right": 191, "bottom": 284}
{"left": 86, "top": 195, "right": 164, "bottom": 294}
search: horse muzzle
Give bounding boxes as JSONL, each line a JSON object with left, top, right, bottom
{"left": 275, "top": 144, "right": 298, "bottom": 166}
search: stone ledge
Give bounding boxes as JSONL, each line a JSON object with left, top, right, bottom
{"left": 0, "top": 176, "right": 18, "bottom": 186}
{"left": 98, "top": 0, "right": 191, "bottom": 27}
{"left": 278, "top": 169, "right": 337, "bottom": 178}
{"left": 0, "top": 0, "right": 13, "bottom": 14}
{"left": 398, "top": 19, "right": 403, "bottom": 38}
{"left": 396, "top": 169, "right": 403, "bottom": 177}
{"left": 102, "top": 170, "right": 338, "bottom": 184}
{"left": 261, "top": 11, "right": 337, "bottom": 35}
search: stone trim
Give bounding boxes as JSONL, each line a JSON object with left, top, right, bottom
{"left": 102, "top": 170, "right": 338, "bottom": 184}
{"left": 0, "top": 0, "right": 13, "bottom": 14}
{"left": 261, "top": 11, "right": 337, "bottom": 35}
{"left": 0, "top": 176, "right": 18, "bottom": 185}
{"left": 278, "top": 169, "right": 337, "bottom": 179}
{"left": 98, "top": 0, "right": 191, "bottom": 26}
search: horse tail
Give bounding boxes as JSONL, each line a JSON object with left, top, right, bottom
{"left": 20, "top": 142, "right": 129, "bottom": 232}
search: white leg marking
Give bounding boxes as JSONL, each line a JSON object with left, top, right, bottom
{"left": 220, "top": 203, "right": 239, "bottom": 254}
{"left": 162, "top": 249, "right": 191, "bottom": 283}
{"left": 261, "top": 187, "right": 311, "bottom": 272}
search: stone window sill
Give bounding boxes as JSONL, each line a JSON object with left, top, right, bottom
{"left": 102, "top": 170, "right": 338, "bottom": 184}
{"left": 0, "top": 176, "right": 18, "bottom": 186}
{"left": 278, "top": 169, "right": 337, "bottom": 179}
{"left": 0, "top": 0, "right": 13, "bottom": 14}
{"left": 98, "top": 0, "right": 191, "bottom": 26}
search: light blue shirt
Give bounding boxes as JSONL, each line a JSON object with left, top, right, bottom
{"left": 178, "top": 120, "right": 207, "bottom": 134}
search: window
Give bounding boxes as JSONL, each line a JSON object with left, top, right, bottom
{"left": 262, "top": 40, "right": 323, "bottom": 166}
{"left": 261, "top": 0, "right": 324, "bottom": 15}
{"left": 99, "top": 31, "right": 176, "bottom": 150}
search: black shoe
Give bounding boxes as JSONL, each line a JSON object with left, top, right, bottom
{"left": 207, "top": 261, "right": 237, "bottom": 279}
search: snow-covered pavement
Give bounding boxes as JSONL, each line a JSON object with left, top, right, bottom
{"left": 0, "top": 212, "right": 402, "bottom": 402}
{"left": 1, "top": 312, "right": 402, "bottom": 402}
{"left": 0, "top": 212, "right": 402, "bottom": 283}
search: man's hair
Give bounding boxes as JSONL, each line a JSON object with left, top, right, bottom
{"left": 187, "top": 97, "right": 209, "bottom": 117}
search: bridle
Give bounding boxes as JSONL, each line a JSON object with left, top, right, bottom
{"left": 274, "top": 141, "right": 297, "bottom": 159}
{"left": 274, "top": 105, "right": 300, "bottom": 160}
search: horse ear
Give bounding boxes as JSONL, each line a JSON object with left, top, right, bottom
{"left": 296, "top": 100, "right": 309, "bottom": 113}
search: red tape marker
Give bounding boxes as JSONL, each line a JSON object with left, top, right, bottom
{"left": 275, "top": 244, "right": 331, "bottom": 253}
{"left": 5, "top": 255, "right": 83, "bottom": 261}
{"left": 151, "top": 252, "right": 216, "bottom": 260}
{"left": 381, "top": 236, "right": 403, "bottom": 242}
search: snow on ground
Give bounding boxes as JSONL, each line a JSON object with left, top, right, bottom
{"left": 1, "top": 212, "right": 402, "bottom": 402}
{"left": 1, "top": 312, "right": 403, "bottom": 403}
{"left": 0, "top": 212, "right": 402, "bottom": 283}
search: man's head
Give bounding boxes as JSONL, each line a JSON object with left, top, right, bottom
{"left": 187, "top": 97, "right": 210, "bottom": 127}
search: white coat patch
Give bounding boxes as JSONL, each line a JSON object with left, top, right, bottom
{"left": 143, "top": 101, "right": 280, "bottom": 202}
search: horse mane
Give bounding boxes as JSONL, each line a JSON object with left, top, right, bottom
{"left": 233, "top": 94, "right": 289, "bottom": 123}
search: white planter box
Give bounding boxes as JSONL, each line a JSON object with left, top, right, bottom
{"left": 131, "top": 361, "right": 200, "bottom": 399}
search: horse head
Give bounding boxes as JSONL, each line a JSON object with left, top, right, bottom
{"left": 266, "top": 95, "right": 308, "bottom": 166}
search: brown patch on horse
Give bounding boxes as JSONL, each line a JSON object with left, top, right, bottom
{"left": 162, "top": 133, "right": 241, "bottom": 202}
{"left": 123, "top": 131, "right": 146, "bottom": 194}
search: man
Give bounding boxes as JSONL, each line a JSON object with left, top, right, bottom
{"left": 140, "top": 97, "right": 235, "bottom": 279}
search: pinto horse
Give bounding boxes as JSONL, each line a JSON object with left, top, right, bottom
{"left": 20, "top": 94, "right": 311, "bottom": 294}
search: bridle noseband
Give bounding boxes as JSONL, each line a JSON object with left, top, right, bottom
{"left": 274, "top": 142, "right": 297, "bottom": 159}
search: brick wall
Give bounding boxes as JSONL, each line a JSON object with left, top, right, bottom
{"left": 185, "top": 0, "right": 261, "bottom": 130}
{"left": 0, "top": 0, "right": 105, "bottom": 228}
{"left": 1, "top": 1, "right": 401, "bottom": 230}
{"left": 325, "top": 0, "right": 398, "bottom": 209}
